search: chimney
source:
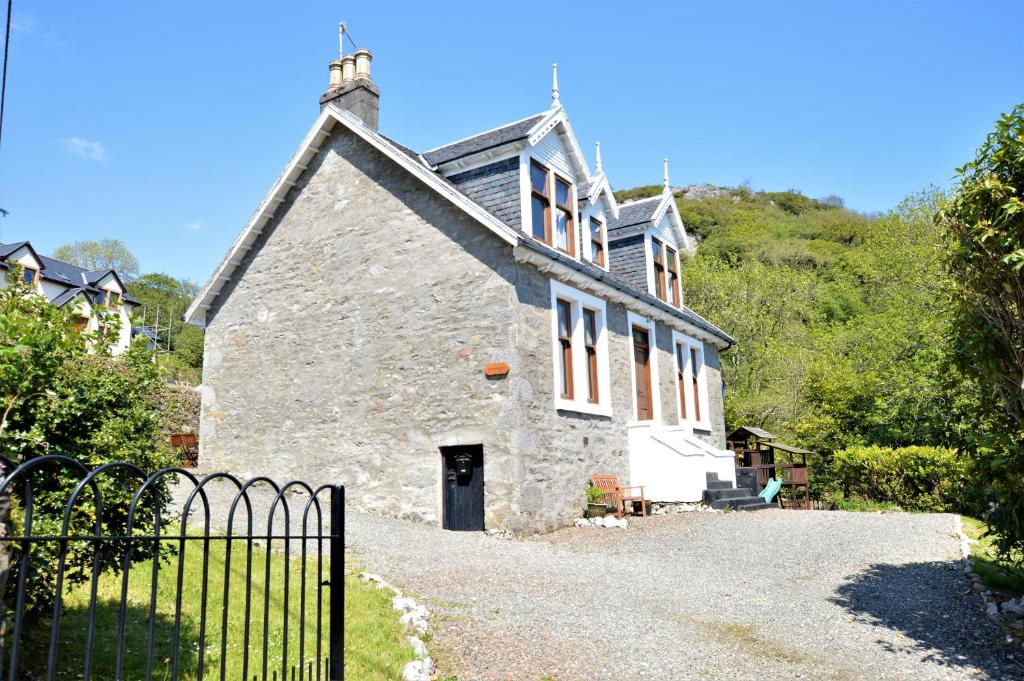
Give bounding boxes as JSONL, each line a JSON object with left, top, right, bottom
{"left": 320, "top": 42, "right": 380, "bottom": 129}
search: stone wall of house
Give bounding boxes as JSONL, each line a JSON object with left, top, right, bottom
{"left": 201, "top": 124, "right": 526, "bottom": 528}
{"left": 506, "top": 269, "right": 634, "bottom": 532}
{"left": 699, "top": 344, "right": 728, "bottom": 449}
{"left": 649, "top": 321, "right": 728, "bottom": 450}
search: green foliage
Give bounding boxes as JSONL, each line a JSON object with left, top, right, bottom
{"left": 613, "top": 184, "right": 663, "bottom": 203}
{"left": 939, "top": 103, "right": 1024, "bottom": 563}
{"left": 962, "top": 516, "right": 1024, "bottom": 595}
{"left": 823, "top": 445, "right": 970, "bottom": 513}
{"left": 585, "top": 486, "right": 605, "bottom": 504}
{"left": 675, "top": 183, "right": 974, "bottom": 462}
{"left": 53, "top": 238, "right": 140, "bottom": 281}
{"left": 130, "top": 272, "right": 205, "bottom": 383}
{"left": 1, "top": 267, "right": 175, "bottom": 614}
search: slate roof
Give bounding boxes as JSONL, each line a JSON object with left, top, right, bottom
{"left": 608, "top": 195, "right": 663, "bottom": 231}
{"left": 50, "top": 287, "right": 88, "bottom": 307}
{"left": 421, "top": 113, "right": 545, "bottom": 167}
{"left": 364, "top": 130, "right": 733, "bottom": 346}
{"left": 0, "top": 243, "right": 140, "bottom": 305}
{"left": 0, "top": 241, "right": 27, "bottom": 258}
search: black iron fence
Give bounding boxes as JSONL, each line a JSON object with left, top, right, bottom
{"left": 0, "top": 454, "right": 344, "bottom": 680}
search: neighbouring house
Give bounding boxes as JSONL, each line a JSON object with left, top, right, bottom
{"left": 0, "top": 240, "right": 139, "bottom": 354}
{"left": 185, "top": 38, "right": 736, "bottom": 532}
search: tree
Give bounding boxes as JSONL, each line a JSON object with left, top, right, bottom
{"left": 130, "top": 272, "right": 205, "bottom": 381}
{"left": 52, "top": 238, "right": 140, "bottom": 281}
{"left": 939, "top": 103, "right": 1024, "bottom": 560}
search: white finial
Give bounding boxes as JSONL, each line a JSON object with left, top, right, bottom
{"left": 663, "top": 158, "right": 670, "bottom": 190}
{"left": 338, "top": 22, "right": 346, "bottom": 58}
{"left": 595, "top": 142, "right": 602, "bottom": 174}
{"left": 552, "top": 63, "right": 560, "bottom": 105}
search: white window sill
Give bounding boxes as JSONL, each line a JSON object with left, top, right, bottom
{"left": 555, "top": 399, "right": 612, "bottom": 418}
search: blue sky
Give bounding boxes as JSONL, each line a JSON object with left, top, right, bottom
{"left": 1, "top": 1, "right": 1022, "bottom": 284}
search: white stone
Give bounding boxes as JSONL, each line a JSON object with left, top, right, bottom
{"left": 1003, "top": 601, "right": 1024, "bottom": 616}
{"left": 987, "top": 602, "right": 1000, "bottom": 617}
{"left": 601, "top": 516, "right": 618, "bottom": 528}
{"left": 574, "top": 518, "right": 590, "bottom": 527}
{"left": 359, "top": 572, "right": 385, "bottom": 584}
{"left": 408, "top": 636, "right": 428, "bottom": 659}
{"left": 393, "top": 596, "right": 417, "bottom": 614}
{"left": 653, "top": 508, "right": 667, "bottom": 516}
{"left": 402, "top": 659, "right": 432, "bottom": 681}
{"left": 400, "top": 606, "right": 429, "bottom": 636}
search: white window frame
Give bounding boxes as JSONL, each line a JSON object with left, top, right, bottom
{"left": 672, "top": 330, "right": 710, "bottom": 431}
{"left": 626, "top": 311, "right": 661, "bottom": 424}
{"left": 581, "top": 209, "right": 609, "bottom": 271}
{"left": 549, "top": 280, "right": 612, "bottom": 417}
{"left": 522, "top": 152, "right": 580, "bottom": 261}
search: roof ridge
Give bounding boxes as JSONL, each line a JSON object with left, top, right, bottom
{"left": 422, "top": 111, "right": 547, "bottom": 153}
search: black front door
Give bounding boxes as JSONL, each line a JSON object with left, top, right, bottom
{"left": 442, "top": 446, "right": 484, "bottom": 531}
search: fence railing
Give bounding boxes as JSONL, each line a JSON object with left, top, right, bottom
{"left": 0, "top": 454, "right": 344, "bottom": 681}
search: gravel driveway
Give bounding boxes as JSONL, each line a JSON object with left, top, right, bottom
{"left": 345, "top": 509, "right": 1021, "bottom": 681}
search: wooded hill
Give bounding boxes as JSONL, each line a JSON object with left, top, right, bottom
{"left": 614, "top": 183, "right": 976, "bottom": 456}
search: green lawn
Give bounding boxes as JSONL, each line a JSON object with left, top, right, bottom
{"left": 962, "top": 516, "right": 1024, "bottom": 595}
{"left": 19, "top": 541, "right": 414, "bottom": 680}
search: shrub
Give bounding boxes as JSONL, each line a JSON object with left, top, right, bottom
{"left": 1, "top": 269, "right": 176, "bottom": 614}
{"left": 825, "top": 445, "right": 970, "bottom": 512}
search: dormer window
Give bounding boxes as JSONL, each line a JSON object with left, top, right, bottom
{"left": 22, "top": 267, "right": 39, "bottom": 286}
{"left": 589, "top": 218, "right": 605, "bottom": 266}
{"left": 651, "top": 238, "right": 682, "bottom": 306}
{"left": 95, "top": 290, "right": 107, "bottom": 307}
{"left": 529, "top": 160, "right": 575, "bottom": 256}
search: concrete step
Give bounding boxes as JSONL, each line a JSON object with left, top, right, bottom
{"left": 710, "top": 496, "right": 768, "bottom": 510}
{"left": 702, "top": 488, "right": 753, "bottom": 504}
{"left": 705, "top": 471, "right": 721, "bottom": 484}
{"left": 738, "top": 502, "right": 775, "bottom": 511}
{"left": 706, "top": 480, "right": 734, "bottom": 490}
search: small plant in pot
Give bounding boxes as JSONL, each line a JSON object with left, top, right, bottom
{"left": 585, "top": 486, "right": 608, "bottom": 518}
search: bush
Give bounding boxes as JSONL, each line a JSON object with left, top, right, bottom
{"left": 824, "top": 445, "right": 970, "bottom": 512}
{"left": 1, "top": 269, "right": 175, "bottom": 614}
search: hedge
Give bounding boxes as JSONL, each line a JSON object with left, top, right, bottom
{"left": 826, "top": 445, "right": 970, "bottom": 513}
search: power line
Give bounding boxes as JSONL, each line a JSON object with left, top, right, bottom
{"left": 0, "top": 0, "right": 11, "bottom": 228}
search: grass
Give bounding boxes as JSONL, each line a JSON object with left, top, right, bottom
{"left": 19, "top": 540, "right": 414, "bottom": 680}
{"left": 827, "top": 493, "right": 904, "bottom": 513}
{"left": 962, "top": 516, "right": 1024, "bottom": 596}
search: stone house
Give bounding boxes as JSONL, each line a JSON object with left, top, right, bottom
{"left": 185, "top": 44, "right": 736, "bottom": 532}
{"left": 0, "top": 240, "right": 139, "bottom": 354}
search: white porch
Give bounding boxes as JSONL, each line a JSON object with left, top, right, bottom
{"left": 627, "top": 424, "right": 736, "bottom": 502}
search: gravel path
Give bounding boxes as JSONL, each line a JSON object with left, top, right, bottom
{"left": 344, "top": 509, "right": 1022, "bottom": 681}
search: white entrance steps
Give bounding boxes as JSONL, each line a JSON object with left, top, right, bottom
{"left": 627, "top": 424, "right": 736, "bottom": 503}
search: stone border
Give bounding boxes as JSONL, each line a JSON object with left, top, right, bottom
{"left": 357, "top": 572, "right": 435, "bottom": 680}
{"left": 955, "top": 516, "right": 1024, "bottom": 646}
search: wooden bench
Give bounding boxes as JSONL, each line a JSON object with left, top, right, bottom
{"left": 591, "top": 474, "right": 646, "bottom": 517}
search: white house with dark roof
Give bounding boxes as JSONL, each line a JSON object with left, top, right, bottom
{"left": 185, "top": 37, "right": 738, "bottom": 531}
{"left": 0, "top": 240, "right": 139, "bottom": 354}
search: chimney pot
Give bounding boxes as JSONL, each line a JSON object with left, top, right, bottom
{"left": 341, "top": 55, "right": 356, "bottom": 83}
{"left": 328, "top": 60, "right": 343, "bottom": 90}
{"left": 354, "top": 49, "right": 372, "bottom": 80}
